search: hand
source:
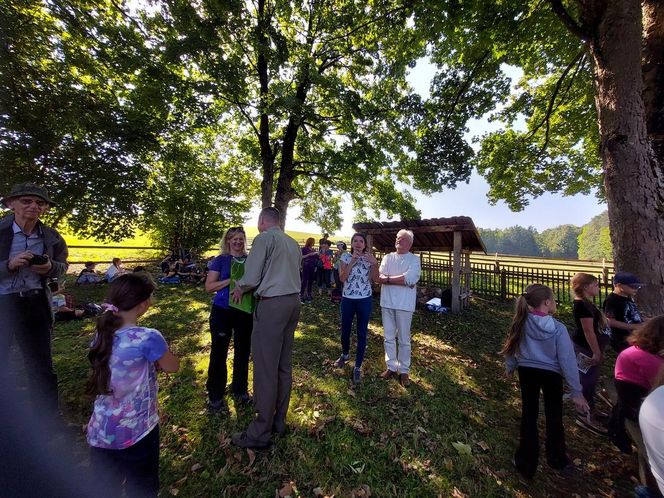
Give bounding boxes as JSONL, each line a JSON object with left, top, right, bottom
{"left": 590, "top": 353, "right": 602, "bottom": 366}
{"left": 231, "top": 283, "right": 244, "bottom": 304}
{"left": 571, "top": 394, "right": 590, "bottom": 414}
{"left": 365, "top": 253, "right": 377, "bottom": 266}
{"left": 8, "top": 251, "right": 32, "bottom": 271}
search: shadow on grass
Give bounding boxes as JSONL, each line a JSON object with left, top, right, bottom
{"left": 52, "top": 279, "right": 636, "bottom": 497}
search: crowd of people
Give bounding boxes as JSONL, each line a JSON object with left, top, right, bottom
{"left": 3, "top": 182, "right": 664, "bottom": 497}
{"left": 504, "top": 269, "right": 664, "bottom": 497}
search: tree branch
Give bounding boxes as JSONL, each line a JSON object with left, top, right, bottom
{"left": 522, "top": 49, "right": 586, "bottom": 152}
{"left": 546, "top": 0, "right": 591, "bottom": 42}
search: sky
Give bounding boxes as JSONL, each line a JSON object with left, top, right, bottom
{"left": 247, "top": 59, "right": 607, "bottom": 236}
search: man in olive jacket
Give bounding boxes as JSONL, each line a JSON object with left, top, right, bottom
{"left": 0, "top": 183, "right": 68, "bottom": 417}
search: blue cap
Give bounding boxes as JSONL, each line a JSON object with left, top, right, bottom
{"left": 613, "top": 272, "right": 643, "bottom": 288}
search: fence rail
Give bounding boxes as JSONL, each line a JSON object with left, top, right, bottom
{"left": 414, "top": 252, "right": 614, "bottom": 305}
{"left": 67, "top": 243, "right": 614, "bottom": 304}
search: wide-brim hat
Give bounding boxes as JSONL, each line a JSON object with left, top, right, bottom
{"left": 2, "top": 182, "right": 57, "bottom": 207}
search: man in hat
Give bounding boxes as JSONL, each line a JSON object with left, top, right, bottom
{"left": 603, "top": 271, "right": 646, "bottom": 353}
{"left": 0, "top": 182, "right": 68, "bottom": 417}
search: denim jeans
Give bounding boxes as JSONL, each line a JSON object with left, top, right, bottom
{"left": 340, "top": 296, "right": 372, "bottom": 368}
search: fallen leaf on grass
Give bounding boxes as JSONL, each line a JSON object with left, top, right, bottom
{"left": 246, "top": 449, "right": 256, "bottom": 469}
{"left": 190, "top": 463, "right": 203, "bottom": 472}
{"left": 347, "top": 389, "right": 356, "bottom": 398}
{"left": 169, "top": 488, "right": 179, "bottom": 496}
{"left": 452, "top": 487, "right": 467, "bottom": 498}
{"left": 451, "top": 441, "right": 472, "bottom": 456}
{"left": 217, "top": 430, "right": 232, "bottom": 445}
{"left": 277, "top": 481, "right": 296, "bottom": 497}
{"left": 352, "top": 484, "right": 371, "bottom": 497}
{"left": 477, "top": 441, "right": 490, "bottom": 451}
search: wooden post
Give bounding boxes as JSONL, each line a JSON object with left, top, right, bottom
{"left": 366, "top": 234, "right": 373, "bottom": 252}
{"left": 452, "top": 231, "right": 462, "bottom": 313}
{"left": 464, "top": 251, "right": 471, "bottom": 308}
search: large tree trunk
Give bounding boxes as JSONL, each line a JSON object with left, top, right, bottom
{"left": 589, "top": 0, "right": 664, "bottom": 314}
{"left": 257, "top": 0, "right": 275, "bottom": 209}
{"left": 643, "top": 0, "right": 664, "bottom": 171}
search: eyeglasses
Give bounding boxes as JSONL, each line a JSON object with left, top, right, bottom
{"left": 17, "top": 198, "right": 47, "bottom": 207}
{"left": 229, "top": 226, "right": 245, "bottom": 233}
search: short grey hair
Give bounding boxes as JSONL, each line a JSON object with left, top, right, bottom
{"left": 397, "top": 229, "right": 414, "bottom": 242}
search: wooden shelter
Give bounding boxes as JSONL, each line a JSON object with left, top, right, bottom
{"left": 352, "top": 217, "right": 486, "bottom": 312}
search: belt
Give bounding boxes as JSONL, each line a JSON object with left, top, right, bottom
{"left": 258, "top": 293, "right": 299, "bottom": 300}
{"left": 2, "top": 289, "right": 45, "bottom": 298}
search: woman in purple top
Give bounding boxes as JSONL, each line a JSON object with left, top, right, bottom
{"left": 300, "top": 237, "right": 318, "bottom": 303}
{"left": 205, "top": 226, "right": 254, "bottom": 411}
{"left": 86, "top": 273, "right": 180, "bottom": 497}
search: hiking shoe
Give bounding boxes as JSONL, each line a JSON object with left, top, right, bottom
{"left": 379, "top": 369, "right": 397, "bottom": 380}
{"left": 353, "top": 367, "right": 362, "bottom": 385}
{"left": 208, "top": 399, "right": 227, "bottom": 413}
{"left": 399, "top": 373, "right": 411, "bottom": 387}
{"left": 334, "top": 354, "right": 350, "bottom": 368}
{"left": 575, "top": 415, "right": 608, "bottom": 436}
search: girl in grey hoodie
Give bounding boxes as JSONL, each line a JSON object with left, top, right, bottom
{"left": 502, "top": 284, "right": 589, "bottom": 480}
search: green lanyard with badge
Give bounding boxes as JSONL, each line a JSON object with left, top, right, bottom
{"left": 229, "top": 256, "right": 256, "bottom": 314}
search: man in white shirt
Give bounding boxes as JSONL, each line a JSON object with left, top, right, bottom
{"left": 376, "top": 229, "right": 421, "bottom": 387}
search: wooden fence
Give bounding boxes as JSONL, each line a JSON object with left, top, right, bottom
{"left": 68, "top": 243, "right": 615, "bottom": 305}
{"left": 414, "top": 252, "right": 614, "bottom": 306}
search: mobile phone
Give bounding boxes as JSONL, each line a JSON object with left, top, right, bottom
{"left": 29, "top": 254, "right": 49, "bottom": 265}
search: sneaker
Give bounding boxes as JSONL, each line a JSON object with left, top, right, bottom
{"left": 575, "top": 414, "right": 608, "bottom": 436}
{"left": 334, "top": 354, "right": 350, "bottom": 368}
{"left": 353, "top": 367, "right": 362, "bottom": 385}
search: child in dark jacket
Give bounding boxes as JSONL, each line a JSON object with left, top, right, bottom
{"left": 503, "top": 284, "right": 589, "bottom": 480}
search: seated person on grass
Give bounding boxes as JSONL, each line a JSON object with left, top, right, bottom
{"left": 76, "top": 261, "right": 101, "bottom": 285}
{"left": 604, "top": 272, "right": 646, "bottom": 353}
{"left": 160, "top": 250, "right": 179, "bottom": 274}
{"left": 105, "top": 258, "right": 128, "bottom": 282}
{"left": 49, "top": 281, "right": 84, "bottom": 321}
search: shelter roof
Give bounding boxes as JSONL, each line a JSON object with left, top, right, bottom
{"left": 352, "top": 217, "right": 486, "bottom": 254}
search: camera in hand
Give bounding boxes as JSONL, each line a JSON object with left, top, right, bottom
{"left": 29, "top": 254, "right": 49, "bottom": 266}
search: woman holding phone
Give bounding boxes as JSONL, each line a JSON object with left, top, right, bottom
{"left": 334, "top": 232, "right": 378, "bottom": 385}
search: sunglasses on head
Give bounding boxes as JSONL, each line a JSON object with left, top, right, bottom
{"left": 229, "top": 226, "right": 245, "bottom": 233}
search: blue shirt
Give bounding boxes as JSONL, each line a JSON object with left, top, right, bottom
{"left": 0, "top": 222, "right": 44, "bottom": 295}
{"left": 208, "top": 254, "right": 248, "bottom": 308}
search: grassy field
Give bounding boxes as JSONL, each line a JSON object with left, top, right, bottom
{"left": 50, "top": 271, "right": 636, "bottom": 498}
{"left": 61, "top": 229, "right": 328, "bottom": 267}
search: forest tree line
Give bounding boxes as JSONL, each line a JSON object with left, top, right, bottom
{"left": 479, "top": 211, "right": 611, "bottom": 260}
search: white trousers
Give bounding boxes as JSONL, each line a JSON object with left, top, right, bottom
{"left": 382, "top": 307, "right": 413, "bottom": 374}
